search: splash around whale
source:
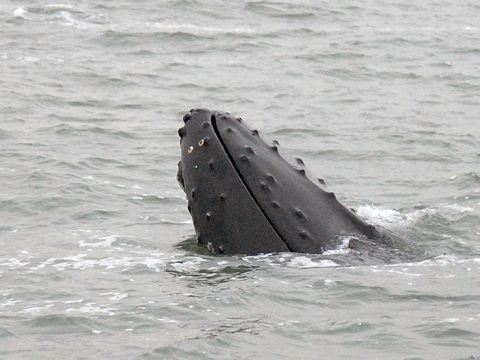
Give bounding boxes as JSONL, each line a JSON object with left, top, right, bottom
{"left": 177, "top": 108, "right": 386, "bottom": 255}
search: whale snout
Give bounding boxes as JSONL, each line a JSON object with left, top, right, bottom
{"left": 177, "top": 109, "right": 378, "bottom": 255}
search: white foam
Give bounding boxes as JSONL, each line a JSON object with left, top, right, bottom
{"left": 22, "top": 304, "right": 54, "bottom": 314}
{"left": 33, "top": 253, "right": 166, "bottom": 272}
{"left": 357, "top": 205, "right": 405, "bottom": 225}
{"left": 169, "top": 258, "right": 205, "bottom": 272}
{"left": 65, "top": 305, "right": 116, "bottom": 316}
{"left": 79, "top": 235, "right": 119, "bottom": 248}
{"left": 323, "top": 237, "right": 352, "bottom": 255}
{"left": 101, "top": 293, "right": 128, "bottom": 301}
{"left": 357, "top": 204, "right": 437, "bottom": 227}
{"left": 0, "top": 257, "right": 30, "bottom": 268}
{"left": 0, "top": 299, "right": 21, "bottom": 308}
{"left": 13, "top": 7, "right": 26, "bottom": 18}
{"left": 287, "top": 256, "right": 339, "bottom": 268}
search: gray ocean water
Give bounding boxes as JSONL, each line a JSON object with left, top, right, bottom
{"left": 1, "top": 0, "right": 479, "bottom": 359}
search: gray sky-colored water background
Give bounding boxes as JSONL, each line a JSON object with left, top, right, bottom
{"left": 1, "top": 0, "right": 479, "bottom": 359}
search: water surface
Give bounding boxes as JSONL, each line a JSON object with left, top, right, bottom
{"left": 1, "top": 0, "right": 479, "bottom": 359}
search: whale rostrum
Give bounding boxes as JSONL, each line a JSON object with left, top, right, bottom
{"left": 177, "top": 109, "right": 378, "bottom": 255}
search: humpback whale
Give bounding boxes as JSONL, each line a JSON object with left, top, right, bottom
{"left": 177, "top": 108, "right": 379, "bottom": 255}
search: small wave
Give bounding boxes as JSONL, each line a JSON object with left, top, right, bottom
{"left": 378, "top": 254, "right": 480, "bottom": 269}
{"left": 102, "top": 22, "right": 254, "bottom": 40}
{"left": 32, "top": 253, "right": 167, "bottom": 272}
{"left": 146, "top": 22, "right": 254, "bottom": 35}
{"left": 160, "top": 219, "right": 193, "bottom": 225}
{"left": 443, "top": 204, "right": 476, "bottom": 213}
{"left": 287, "top": 256, "right": 339, "bottom": 268}
{"left": 245, "top": 2, "right": 316, "bottom": 19}
{"left": 78, "top": 235, "right": 121, "bottom": 248}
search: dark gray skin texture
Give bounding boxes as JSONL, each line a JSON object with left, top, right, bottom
{"left": 177, "top": 109, "right": 379, "bottom": 255}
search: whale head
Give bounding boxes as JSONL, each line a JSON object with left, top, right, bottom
{"left": 177, "top": 108, "right": 377, "bottom": 255}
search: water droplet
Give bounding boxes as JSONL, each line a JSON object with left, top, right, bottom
{"left": 188, "top": 146, "right": 193, "bottom": 154}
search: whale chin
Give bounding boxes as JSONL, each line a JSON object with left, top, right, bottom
{"left": 177, "top": 108, "right": 378, "bottom": 255}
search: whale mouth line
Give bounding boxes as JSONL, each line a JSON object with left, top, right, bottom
{"left": 211, "top": 114, "right": 293, "bottom": 252}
